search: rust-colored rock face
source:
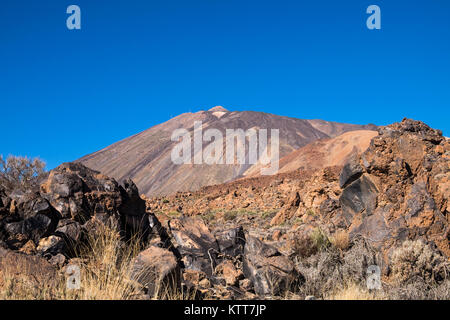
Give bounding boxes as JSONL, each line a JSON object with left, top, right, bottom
{"left": 336, "top": 119, "right": 450, "bottom": 261}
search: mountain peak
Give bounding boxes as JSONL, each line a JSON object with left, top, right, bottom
{"left": 79, "top": 109, "right": 377, "bottom": 196}
{"left": 208, "top": 106, "right": 229, "bottom": 112}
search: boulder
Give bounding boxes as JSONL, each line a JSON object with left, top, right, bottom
{"left": 169, "top": 217, "right": 220, "bottom": 277}
{"left": 55, "top": 219, "right": 82, "bottom": 244}
{"left": 119, "top": 179, "right": 150, "bottom": 239}
{"left": 270, "top": 191, "right": 301, "bottom": 225}
{"left": 215, "top": 260, "right": 243, "bottom": 286}
{"left": 243, "top": 235, "right": 301, "bottom": 296}
{"left": 339, "top": 156, "right": 363, "bottom": 188}
{"left": 214, "top": 226, "right": 246, "bottom": 258}
{"left": 339, "top": 174, "right": 378, "bottom": 219}
{"left": 40, "top": 162, "right": 153, "bottom": 241}
{"left": 0, "top": 247, "right": 58, "bottom": 286}
{"left": 130, "top": 246, "right": 181, "bottom": 298}
{"left": 36, "top": 235, "right": 66, "bottom": 256}
{"left": 3, "top": 192, "right": 60, "bottom": 247}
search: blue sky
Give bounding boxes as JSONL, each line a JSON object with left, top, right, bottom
{"left": 0, "top": 0, "right": 449, "bottom": 169}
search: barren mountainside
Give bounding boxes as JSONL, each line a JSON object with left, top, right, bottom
{"left": 78, "top": 107, "right": 377, "bottom": 196}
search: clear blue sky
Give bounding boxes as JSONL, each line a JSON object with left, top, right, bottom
{"left": 1, "top": 0, "right": 449, "bottom": 169}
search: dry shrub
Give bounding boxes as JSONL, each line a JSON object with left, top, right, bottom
{"left": 332, "top": 230, "right": 350, "bottom": 251}
{"left": 0, "top": 155, "right": 46, "bottom": 192}
{"left": 386, "top": 278, "right": 450, "bottom": 300}
{"left": 310, "top": 228, "right": 332, "bottom": 252}
{"left": 294, "top": 238, "right": 379, "bottom": 298}
{"left": 290, "top": 232, "right": 318, "bottom": 258}
{"left": 295, "top": 248, "right": 343, "bottom": 297}
{"left": 390, "top": 240, "right": 449, "bottom": 286}
{"left": 0, "top": 224, "right": 196, "bottom": 300}
{"left": 341, "top": 238, "right": 379, "bottom": 283}
{"left": 0, "top": 271, "right": 65, "bottom": 300}
{"left": 290, "top": 228, "right": 332, "bottom": 259}
{"left": 384, "top": 239, "right": 450, "bottom": 300}
{"left": 223, "top": 211, "right": 238, "bottom": 221}
{"left": 0, "top": 258, "right": 66, "bottom": 300}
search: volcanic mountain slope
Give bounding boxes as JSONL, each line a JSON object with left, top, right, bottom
{"left": 244, "top": 130, "right": 378, "bottom": 177}
{"left": 78, "top": 106, "right": 376, "bottom": 196}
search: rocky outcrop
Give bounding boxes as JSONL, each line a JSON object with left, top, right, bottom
{"left": 0, "top": 162, "right": 152, "bottom": 259}
{"left": 335, "top": 119, "right": 450, "bottom": 267}
{"left": 214, "top": 226, "right": 246, "bottom": 258}
{"left": 160, "top": 216, "right": 301, "bottom": 298}
{"left": 270, "top": 192, "right": 301, "bottom": 226}
{"left": 40, "top": 163, "right": 149, "bottom": 236}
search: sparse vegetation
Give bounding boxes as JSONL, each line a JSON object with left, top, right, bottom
{"left": 390, "top": 240, "right": 449, "bottom": 286}
{"left": 166, "top": 210, "right": 182, "bottom": 218}
{"left": 0, "top": 155, "right": 46, "bottom": 192}
{"left": 325, "top": 282, "right": 383, "bottom": 300}
{"left": 0, "top": 225, "right": 186, "bottom": 300}
{"left": 331, "top": 230, "right": 350, "bottom": 251}
{"left": 224, "top": 211, "right": 238, "bottom": 221}
{"left": 310, "top": 228, "right": 332, "bottom": 252}
{"left": 261, "top": 210, "right": 277, "bottom": 220}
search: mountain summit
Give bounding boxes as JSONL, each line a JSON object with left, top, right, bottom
{"left": 208, "top": 106, "right": 229, "bottom": 112}
{"left": 78, "top": 107, "right": 377, "bottom": 196}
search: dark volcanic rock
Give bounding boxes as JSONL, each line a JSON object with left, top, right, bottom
{"left": 169, "top": 217, "right": 220, "bottom": 277}
{"left": 2, "top": 193, "right": 60, "bottom": 247}
{"left": 1, "top": 162, "right": 154, "bottom": 260}
{"left": 339, "top": 156, "right": 363, "bottom": 188}
{"left": 340, "top": 174, "right": 378, "bottom": 218}
{"left": 40, "top": 163, "right": 150, "bottom": 240}
{"left": 130, "top": 245, "right": 181, "bottom": 298}
{"left": 40, "top": 162, "right": 122, "bottom": 223}
{"left": 119, "top": 178, "right": 149, "bottom": 239}
{"left": 214, "top": 226, "right": 246, "bottom": 258}
{"left": 243, "top": 234, "right": 301, "bottom": 296}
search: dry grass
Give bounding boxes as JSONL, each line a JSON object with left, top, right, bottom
{"left": 0, "top": 224, "right": 200, "bottom": 300}
{"left": 2, "top": 226, "right": 449, "bottom": 300}
{"left": 325, "top": 282, "right": 384, "bottom": 300}
{"left": 68, "top": 224, "right": 145, "bottom": 299}
{"left": 331, "top": 230, "right": 350, "bottom": 251}
{"left": 0, "top": 270, "right": 63, "bottom": 300}
{"left": 1, "top": 225, "right": 146, "bottom": 300}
